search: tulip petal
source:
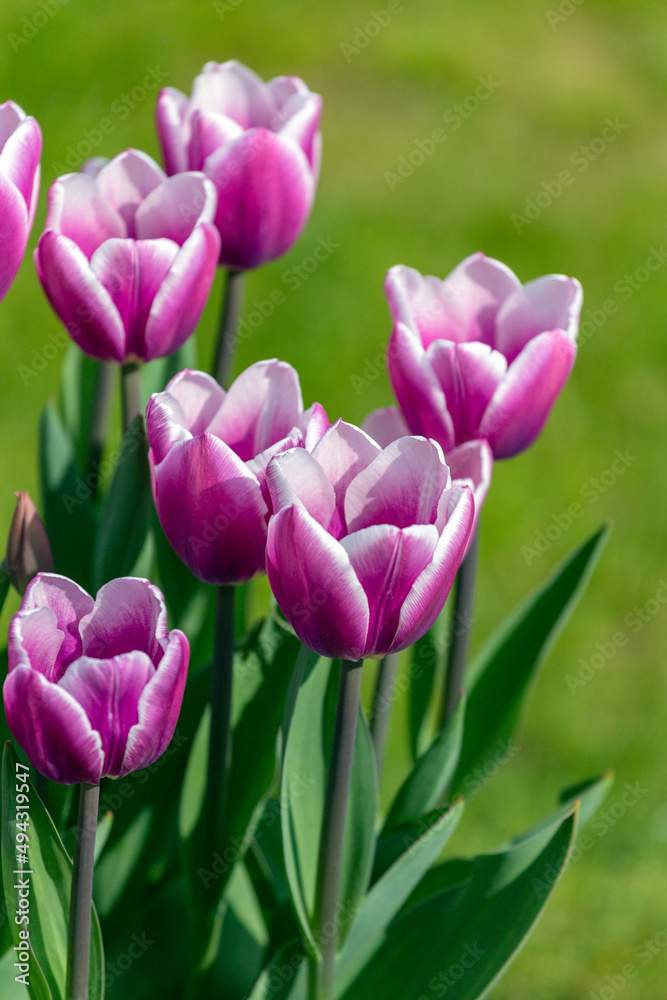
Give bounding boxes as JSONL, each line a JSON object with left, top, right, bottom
{"left": 392, "top": 484, "right": 474, "bottom": 652}
{"left": 122, "top": 629, "right": 189, "bottom": 775}
{"left": 44, "top": 173, "right": 127, "bottom": 259}
{"left": 277, "top": 93, "right": 322, "bottom": 169}
{"left": 299, "top": 401, "right": 330, "bottom": 451}
{"left": 341, "top": 523, "right": 438, "bottom": 655}
{"left": 245, "top": 431, "right": 304, "bottom": 506}
{"left": 3, "top": 665, "right": 103, "bottom": 784}
{"left": 266, "top": 505, "right": 369, "bottom": 660}
{"left": 192, "top": 61, "right": 273, "bottom": 128}
{"left": 156, "top": 87, "right": 190, "bottom": 175}
{"left": 79, "top": 578, "right": 168, "bottom": 664}
{"left": 311, "top": 421, "right": 381, "bottom": 538}
{"left": 135, "top": 173, "right": 217, "bottom": 243}
{"left": 143, "top": 224, "right": 220, "bottom": 361}
{"left": 58, "top": 652, "right": 155, "bottom": 778}
{"left": 345, "top": 437, "right": 450, "bottom": 533}
{"left": 361, "top": 406, "right": 409, "bottom": 447}
{"left": 494, "top": 275, "right": 583, "bottom": 362}
{"left": 0, "top": 115, "right": 42, "bottom": 209}
{"left": 480, "top": 330, "right": 577, "bottom": 458}
{"left": 37, "top": 231, "right": 127, "bottom": 361}
{"left": 188, "top": 110, "right": 243, "bottom": 171}
{"left": 146, "top": 369, "right": 225, "bottom": 463}
{"left": 387, "top": 321, "right": 456, "bottom": 451}
{"left": 9, "top": 608, "right": 64, "bottom": 681}
{"left": 19, "top": 573, "right": 94, "bottom": 674}
{"left": 446, "top": 440, "right": 493, "bottom": 549}
{"left": 205, "top": 128, "right": 314, "bottom": 270}
{"left": 266, "top": 448, "right": 336, "bottom": 527}
{"left": 209, "top": 359, "right": 304, "bottom": 460}
{"left": 428, "top": 340, "right": 507, "bottom": 442}
{"left": 96, "top": 150, "right": 165, "bottom": 235}
{"left": 154, "top": 434, "right": 267, "bottom": 584}
{"left": 0, "top": 176, "right": 29, "bottom": 301}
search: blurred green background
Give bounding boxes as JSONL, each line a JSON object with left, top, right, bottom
{"left": 1, "top": 0, "right": 666, "bottom": 996}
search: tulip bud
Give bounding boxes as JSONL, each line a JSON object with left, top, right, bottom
{"left": 6, "top": 491, "right": 54, "bottom": 594}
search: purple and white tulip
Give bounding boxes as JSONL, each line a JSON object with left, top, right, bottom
{"left": 265, "top": 420, "right": 474, "bottom": 661}
{"left": 4, "top": 574, "right": 189, "bottom": 785}
{"left": 0, "top": 101, "right": 41, "bottom": 303}
{"left": 35, "top": 149, "right": 220, "bottom": 363}
{"left": 156, "top": 60, "right": 321, "bottom": 270}
{"left": 386, "top": 253, "right": 583, "bottom": 459}
{"left": 147, "top": 360, "right": 329, "bottom": 586}
{"left": 362, "top": 406, "right": 492, "bottom": 552}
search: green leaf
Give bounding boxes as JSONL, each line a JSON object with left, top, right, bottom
{"left": 140, "top": 338, "right": 198, "bottom": 401}
{"left": 339, "top": 806, "right": 578, "bottom": 1000}
{"left": 0, "top": 563, "right": 11, "bottom": 619}
{"left": 39, "top": 403, "right": 96, "bottom": 591}
{"left": 281, "top": 660, "right": 378, "bottom": 955}
{"left": 407, "top": 618, "right": 445, "bottom": 760}
{"left": 247, "top": 940, "right": 306, "bottom": 1000}
{"left": 92, "top": 415, "right": 152, "bottom": 589}
{"left": 1, "top": 743, "right": 104, "bottom": 1000}
{"left": 336, "top": 801, "right": 463, "bottom": 995}
{"left": 558, "top": 770, "right": 615, "bottom": 827}
{"left": 58, "top": 348, "right": 112, "bottom": 476}
{"left": 452, "top": 524, "right": 610, "bottom": 794}
{"left": 383, "top": 695, "right": 465, "bottom": 832}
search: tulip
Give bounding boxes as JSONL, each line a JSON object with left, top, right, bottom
{"left": 147, "top": 360, "right": 329, "bottom": 585}
{"left": 0, "top": 101, "right": 41, "bottom": 303}
{"left": 385, "top": 253, "right": 583, "bottom": 458}
{"left": 156, "top": 60, "right": 321, "bottom": 270}
{"left": 362, "top": 406, "right": 492, "bottom": 553}
{"left": 265, "top": 420, "right": 474, "bottom": 660}
{"left": 35, "top": 149, "right": 220, "bottom": 363}
{"left": 4, "top": 573, "right": 189, "bottom": 784}
{"left": 5, "top": 491, "right": 53, "bottom": 594}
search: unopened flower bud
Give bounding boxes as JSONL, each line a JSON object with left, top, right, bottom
{"left": 6, "top": 491, "right": 54, "bottom": 594}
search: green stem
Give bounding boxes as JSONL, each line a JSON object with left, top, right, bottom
{"left": 66, "top": 783, "right": 99, "bottom": 1000}
{"left": 120, "top": 362, "right": 142, "bottom": 433}
{"left": 206, "top": 585, "right": 235, "bottom": 853}
{"left": 370, "top": 652, "right": 399, "bottom": 787}
{"left": 440, "top": 525, "right": 480, "bottom": 727}
{"left": 212, "top": 269, "right": 245, "bottom": 388}
{"left": 86, "top": 362, "right": 113, "bottom": 497}
{"left": 312, "top": 659, "right": 363, "bottom": 1000}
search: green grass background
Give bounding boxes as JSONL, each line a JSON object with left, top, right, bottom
{"left": 1, "top": 0, "right": 666, "bottom": 996}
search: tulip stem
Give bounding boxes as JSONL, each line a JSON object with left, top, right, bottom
{"left": 441, "top": 525, "right": 480, "bottom": 728}
{"left": 120, "top": 362, "right": 142, "bottom": 433}
{"left": 66, "top": 782, "right": 99, "bottom": 1000}
{"left": 370, "top": 652, "right": 399, "bottom": 787}
{"left": 312, "top": 659, "right": 363, "bottom": 1000}
{"left": 86, "top": 362, "right": 113, "bottom": 496}
{"left": 207, "top": 584, "right": 235, "bottom": 852}
{"left": 212, "top": 268, "right": 244, "bottom": 388}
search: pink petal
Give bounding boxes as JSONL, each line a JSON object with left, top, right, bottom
{"left": 79, "top": 577, "right": 168, "bottom": 664}
{"left": 311, "top": 421, "right": 381, "bottom": 539}
{"left": 345, "top": 437, "right": 450, "bottom": 533}
{"left": 277, "top": 93, "right": 322, "bottom": 169}
{"left": 0, "top": 114, "right": 42, "bottom": 209}
{"left": 37, "top": 231, "right": 127, "bottom": 361}
{"left": 208, "top": 359, "right": 304, "bottom": 460}
{"left": 245, "top": 432, "right": 304, "bottom": 506}
{"left": 341, "top": 523, "right": 439, "bottom": 656}
{"left": 191, "top": 61, "right": 273, "bottom": 128}
{"left": 266, "top": 505, "right": 369, "bottom": 660}
{"left": 0, "top": 102, "right": 25, "bottom": 149}
{"left": 480, "top": 330, "right": 577, "bottom": 458}
{"left": 266, "top": 448, "right": 336, "bottom": 527}
{"left": 3, "top": 665, "right": 103, "bottom": 784}
{"left": 143, "top": 224, "right": 219, "bottom": 362}
{"left": 299, "top": 402, "right": 330, "bottom": 451}
{"left": 204, "top": 128, "right": 315, "bottom": 270}
{"left": 146, "top": 369, "right": 225, "bottom": 463}
{"left": 156, "top": 87, "right": 190, "bottom": 175}
{"left": 122, "top": 629, "right": 189, "bottom": 774}
{"left": 8, "top": 608, "right": 64, "bottom": 681}
{"left": 95, "top": 150, "right": 165, "bottom": 235}
{"left": 387, "top": 321, "right": 456, "bottom": 451}
{"left": 18, "top": 573, "right": 94, "bottom": 674}
{"left": 428, "top": 340, "right": 507, "bottom": 442}
{"left": 187, "top": 110, "right": 243, "bottom": 171}
{"left": 58, "top": 652, "right": 155, "bottom": 778}
{"left": 44, "top": 173, "right": 126, "bottom": 259}
{"left": 0, "top": 176, "right": 29, "bottom": 302}
{"left": 494, "top": 275, "right": 583, "bottom": 362}
{"left": 447, "top": 440, "right": 493, "bottom": 549}
{"left": 134, "top": 173, "right": 217, "bottom": 244}
{"left": 361, "top": 406, "right": 410, "bottom": 447}
{"left": 392, "top": 484, "right": 474, "bottom": 652}
{"left": 153, "top": 434, "right": 267, "bottom": 585}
